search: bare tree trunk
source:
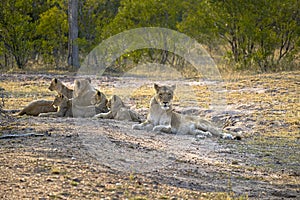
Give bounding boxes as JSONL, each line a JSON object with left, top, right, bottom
{"left": 68, "top": 0, "right": 80, "bottom": 70}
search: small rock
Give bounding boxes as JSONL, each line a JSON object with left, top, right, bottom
{"left": 19, "top": 178, "right": 26, "bottom": 182}
{"left": 232, "top": 160, "right": 239, "bottom": 165}
{"left": 225, "top": 126, "right": 243, "bottom": 133}
{"left": 72, "top": 177, "right": 82, "bottom": 183}
{"left": 115, "top": 182, "right": 122, "bottom": 187}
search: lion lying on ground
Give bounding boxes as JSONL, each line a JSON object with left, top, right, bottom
{"left": 48, "top": 78, "right": 73, "bottom": 99}
{"left": 39, "top": 94, "right": 73, "bottom": 117}
{"left": 90, "top": 90, "right": 109, "bottom": 113}
{"left": 40, "top": 89, "right": 108, "bottom": 118}
{"left": 132, "top": 84, "right": 239, "bottom": 140}
{"left": 93, "top": 95, "right": 141, "bottom": 122}
{"left": 17, "top": 99, "right": 57, "bottom": 116}
{"left": 72, "top": 89, "right": 109, "bottom": 117}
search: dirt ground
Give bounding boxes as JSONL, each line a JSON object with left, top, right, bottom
{"left": 0, "top": 72, "right": 299, "bottom": 199}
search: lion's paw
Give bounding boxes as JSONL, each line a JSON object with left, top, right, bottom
{"left": 132, "top": 124, "right": 142, "bottom": 130}
{"left": 222, "top": 133, "right": 234, "bottom": 140}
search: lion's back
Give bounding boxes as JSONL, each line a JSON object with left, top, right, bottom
{"left": 18, "top": 100, "right": 57, "bottom": 116}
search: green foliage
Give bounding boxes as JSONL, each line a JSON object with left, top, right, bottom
{"left": 78, "top": 0, "right": 121, "bottom": 53}
{"left": 0, "top": 0, "right": 299, "bottom": 71}
{"left": 179, "top": 0, "right": 300, "bottom": 71}
{"left": 36, "top": 5, "right": 68, "bottom": 66}
{"left": 100, "top": 0, "right": 187, "bottom": 72}
{"left": 0, "top": 0, "right": 35, "bottom": 69}
{"left": 102, "top": 0, "right": 182, "bottom": 38}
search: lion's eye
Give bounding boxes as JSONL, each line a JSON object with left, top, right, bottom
{"left": 159, "top": 93, "right": 163, "bottom": 97}
{"left": 168, "top": 93, "right": 171, "bottom": 96}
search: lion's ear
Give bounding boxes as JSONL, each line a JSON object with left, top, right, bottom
{"left": 54, "top": 78, "right": 58, "bottom": 83}
{"left": 76, "top": 80, "right": 80, "bottom": 88}
{"left": 171, "top": 85, "right": 176, "bottom": 91}
{"left": 97, "top": 90, "right": 101, "bottom": 96}
{"left": 154, "top": 84, "right": 160, "bottom": 93}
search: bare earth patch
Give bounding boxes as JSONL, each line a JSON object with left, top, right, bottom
{"left": 0, "top": 72, "right": 299, "bottom": 199}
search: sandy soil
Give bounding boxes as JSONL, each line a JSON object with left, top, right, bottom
{"left": 0, "top": 73, "right": 299, "bottom": 199}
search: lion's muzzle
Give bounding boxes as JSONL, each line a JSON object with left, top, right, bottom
{"left": 161, "top": 102, "right": 170, "bottom": 110}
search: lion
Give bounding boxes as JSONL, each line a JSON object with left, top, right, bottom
{"left": 90, "top": 90, "right": 109, "bottom": 113}
{"left": 132, "top": 84, "right": 239, "bottom": 140}
{"left": 17, "top": 99, "right": 57, "bottom": 116}
{"left": 40, "top": 89, "right": 107, "bottom": 118}
{"left": 72, "top": 78, "right": 96, "bottom": 107}
{"left": 93, "top": 95, "right": 141, "bottom": 122}
{"left": 48, "top": 78, "right": 73, "bottom": 99}
{"left": 39, "top": 94, "right": 73, "bottom": 117}
{"left": 72, "top": 89, "right": 109, "bottom": 117}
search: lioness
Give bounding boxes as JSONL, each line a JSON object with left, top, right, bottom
{"left": 39, "top": 94, "right": 73, "bottom": 117}
{"left": 72, "top": 78, "right": 96, "bottom": 106}
{"left": 72, "top": 89, "right": 108, "bottom": 117}
{"left": 18, "top": 99, "right": 57, "bottom": 116}
{"left": 132, "top": 84, "right": 238, "bottom": 139}
{"left": 48, "top": 78, "right": 73, "bottom": 99}
{"left": 40, "top": 90, "right": 107, "bottom": 118}
{"left": 93, "top": 95, "right": 141, "bottom": 122}
{"left": 91, "top": 90, "right": 109, "bottom": 113}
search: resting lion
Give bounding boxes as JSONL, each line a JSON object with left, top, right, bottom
{"left": 72, "top": 78, "right": 96, "bottom": 106}
{"left": 132, "top": 84, "right": 239, "bottom": 139}
{"left": 39, "top": 94, "right": 73, "bottom": 117}
{"left": 94, "top": 95, "right": 141, "bottom": 122}
{"left": 72, "top": 89, "right": 109, "bottom": 117}
{"left": 90, "top": 90, "right": 109, "bottom": 113}
{"left": 17, "top": 99, "right": 57, "bottom": 116}
{"left": 48, "top": 78, "right": 73, "bottom": 99}
{"left": 40, "top": 89, "right": 108, "bottom": 118}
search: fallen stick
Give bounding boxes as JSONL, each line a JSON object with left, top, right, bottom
{"left": 0, "top": 132, "right": 51, "bottom": 139}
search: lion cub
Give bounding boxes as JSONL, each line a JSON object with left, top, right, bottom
{"left": 133, "top": 84, "right": 238, "bottom": 139}
{"left": 39, "top": 94, "right": 72, "bottom": 117}
{"left": 94, "top": 95, "right": 141, "bottom": 122}
{"left": 72, "top": 89, "right": 108, "bottom": 117}
{"left": 17, "top": 99, "right": 57, "bottom": 116}
{"left": 49, "top": 78, "right": 73, "bottom": 99}
{"left": 90, "top": 90, "right": 109, "bottom": 113}
{"left": 40, "top": 89, "right": 107, "bottom": 118}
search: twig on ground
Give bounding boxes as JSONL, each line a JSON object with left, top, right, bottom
{"left": 0, "top": 132, "right": 51, "bottom": 140}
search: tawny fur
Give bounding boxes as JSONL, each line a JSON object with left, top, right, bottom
{"left": 48, "top": 78, "right": 73, "bottom": 99}
{"left": 39, "top": 95, "right": 72, "bottom": 117}
{"left": 94, "top": 95, "right": 141, "bottom": 122}
{"left": 18, "top": 100, "right": 57, "bottom": 116}
{"left": 91, "top": 90, "right": 109, "bottom": 113}
{"left": 40, "top": 90, "right": 108, "bottom": 118}
{"left": 72, "top": 79, "right": 96, "bottom": 106}
{"left": 132, "top": 84, "right": 237, "bottom": 139}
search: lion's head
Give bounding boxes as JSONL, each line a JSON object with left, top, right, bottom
{"left": 91, "top": 90, "right": 106, "bottom": 105}
{"left": 52, "top": 94, "right": 68, "bottom": 107}
{"left": 109, "top": 95, "right": 125, "bottom": 110}
{"left": 48, "top": 78, "right": 62, "bottom": 92}
{"left": 73, "top": 78, "right": 92, "bottom": 97}
{"left": 154, "top": 83, "right": 176, "bottom": 110}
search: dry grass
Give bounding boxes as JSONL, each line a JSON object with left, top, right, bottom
{"left": 0, "top": 71, "right": 299, "bottom": 199}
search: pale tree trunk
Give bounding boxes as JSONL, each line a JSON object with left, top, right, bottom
{"left": 68, "top": 0, "right": 80, "bottom": 69}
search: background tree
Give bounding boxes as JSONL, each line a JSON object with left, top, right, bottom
{"left": 0, "top": 0, "right": 34, "bottom": 69}
{"left": 36, "top": 6, "right": 68, "bottom": 67}
{"left": 78, "top": 0, "right": 120, "bottom": 54}
{"left": 179, "top": 0, "right": 300, "bottom": 71}
{"left": 0, "top": 0, "right": 299, "bottom": 72}
{"left": 101, "top": 0, "right": 186, "bottom": 72}
{"left": 68, "top": 0, "right": 80, "bottom": 69}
